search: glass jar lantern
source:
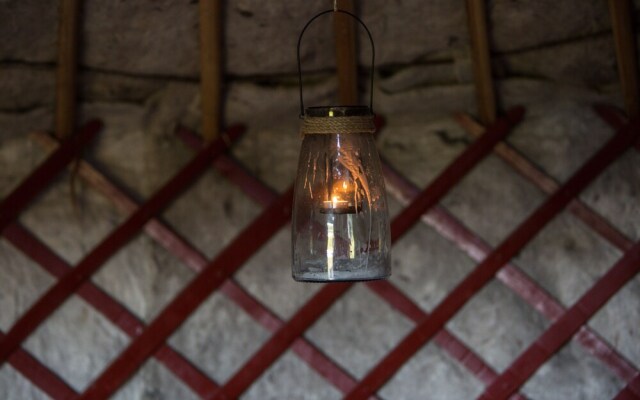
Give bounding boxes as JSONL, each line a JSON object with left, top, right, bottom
{"left": 291, "top": 10, "right": 391, "bottom": 282}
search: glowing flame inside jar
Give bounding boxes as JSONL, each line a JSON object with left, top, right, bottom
{"left": 327, "top": 195, "right": 348, "bottom": 208}
{"left": 320, "top": 180, "right": 360, "bottom": 214}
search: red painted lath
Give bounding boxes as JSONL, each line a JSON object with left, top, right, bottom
{"left": 1, "top": 106, "right": 638, "bottom": 400}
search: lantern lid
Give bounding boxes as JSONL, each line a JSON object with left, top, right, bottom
{"left": 304, "top": 106, "right": 372, "bottom": 118}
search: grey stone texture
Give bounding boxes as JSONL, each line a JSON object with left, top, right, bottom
{"left": 169, "top": 292, "right": 270, "bottom": 384}
{"left": 243, "top": 350, "right": 342, "bottom": 400}
{"left": 380, "top": 342, "right": 485, "bottom": 399}
{"left": 1, "top": 0, "right": 639, "bottom": 399}
{"left": 521, "top": 341, "right": 625, "bottom": 400}
{"left": 590, "top": 276, "right": 640, "bottom": 370}
{"left": 0, "top": 241, "right": 54, "bottom": 333}
{"left": 305, "top": 285, "right": 414, "bottom": 379}
{"left": 582, "top": 150, "right": 640, "bottom": 242}
{"left": 0, "top": 364, "right": 49, "bottom": 400}
{"left": 0, "top": 0, "right": 616, "bottom": 78}
{"left": 234, "top": 229, "right": 324, "bottom": 320}
{"left": 22, "top": 296, "right": 130, "bottom": 392}
{"left": 113, "top": 359, "right": 199, "bottom": 400}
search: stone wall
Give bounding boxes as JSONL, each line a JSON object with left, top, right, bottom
{"left": 1, "top": 1, "right": 639, "bottom": 399}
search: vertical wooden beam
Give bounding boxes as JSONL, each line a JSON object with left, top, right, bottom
{"left": 334, "top": 0, "right": 359, "bottom": 105}
{"left": 199, "top": 0, "right": 223, "bottom": 142}
{"left": 609, "top": 0, "right": 640, "bottom": 118}
{"left": 54, "top": 0, "right": 80, "bottom": 139}
{"left": 466, "top": 0, "right": 497, "bottom": 124}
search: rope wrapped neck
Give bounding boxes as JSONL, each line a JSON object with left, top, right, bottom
{"left": 300, "top": 114, "right": 376, "bottom": 135}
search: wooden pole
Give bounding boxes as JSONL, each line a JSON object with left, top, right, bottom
{"left": 54, "top": 0, "right": 80, "bottom": 139}
{"left": 334, "top": 0, "right": 359, "bottom": 105}
{"left": 466, "top": 0, "right": 497, "bottom": 124}
{"left": 199, "top": 0, "right": 223, "bottom": 142}
{"left": 608, "top": 0, "right": 640, "bottom": 118}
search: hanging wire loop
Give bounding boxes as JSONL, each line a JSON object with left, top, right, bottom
{"left": 297, "top": 9, "right": 376, "bottom": 116}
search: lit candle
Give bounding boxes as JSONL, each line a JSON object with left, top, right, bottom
{"left": 321, "top": 195, "right": 358, "bottom": 214}
{"left": 326, "top": 221, "right": 334, "bottom": 280}
{"left": 320, "top": 180, "right": 360, "bottom": 214}
{"left": 323, "top": 195, "right": 348, "bottom": 209}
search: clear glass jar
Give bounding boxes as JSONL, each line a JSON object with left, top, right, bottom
{"left": 292, "top": 106, "right": 391, "bottom": 282}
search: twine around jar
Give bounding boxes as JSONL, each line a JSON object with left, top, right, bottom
{"left": 300, "top": 114, "right": 375, "bottom": 135}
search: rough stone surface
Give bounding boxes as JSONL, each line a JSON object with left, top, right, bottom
{"left": 582, "top": 150, "right": 640, "bottom": 242}
{"left": 305, "top": 285, "right": 414, "bottom": 380}
{"left": 499, "top": 78, "right": 621, "bottom": 111}
{"left": 0, "top": 241, "right": 54, "bottom": 332}
{"left": 23, "top": 296, "right": 130, "bottom": 391}
{"left": 378, "top": 113, "right": 470, "bottom": 187}
{"left": 162, "top": 169, "right": 262, "bottom": 260}
{"left": 0, "top": 109, "right": 51, "bottom": 196}
{"left": 0, "top": 65, "right": 166, "bottom": 111}
{"left": 589, "top": 276, "right": 640, "bottom": 369}
{"left": 0, "top": 65, "right": 54, "bottom": 111}
{"left": 447, "top": 280, "right": 550, "bottom": 373}
{"left": 113, "top": 359, "right": 198, "bottom": 400}
{"left": 500, "top": 34, "right": 618, "bottom": 87}
{"left": 442, "top": 154, "right": 546, "bottom": 247}
{"left": 0, "top": 365, "right": 49, "bottom": 400}
{"left": 515, "top": 212, "right": 623, "bottom": 307}
{"left": 168, "top": 292, "right": 270, "bottom": 384}
{"left": 379, "top": 342, "right": 484, "bottom": 400}
{"left": 92, "top": 235, "right": 195, "bottom": 324}
{"left": 0, "top": 0, "right": 57, "bottom": 64}
{"left": 80, "top": 71, "right": 166, "bottom": 105}
{"left": 0, "top": 0, "right": 616, "bottom": 77}
{"left": 242, "top": 350, "right": 342, "bottom": 400}
{"left": 488, "top": 0, "right": 610, "bottom": 52}
{"left": 18, "top": 177, "right": 124, "bottom": 265}
{"left": 506, "top": 101, "right": 615, "bottom": 183}
{"left": 234, "top": 229, "right": 323, "bottom": 320}
{"left": 389, "top": 219, "right": 476, "bottom": 312}
{"left": 521, "top": 341, "right": 625, "bottom": 400}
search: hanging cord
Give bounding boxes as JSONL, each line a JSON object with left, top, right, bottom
{"left": 297, "top": 7, "right": 376, "bottom": 116}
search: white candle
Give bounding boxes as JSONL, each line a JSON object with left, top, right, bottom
{"left": 323, "top": 196, "right": 349, "bottom": 210}
{"left": 326, "top": 221, "right": 335, "bottom": 280}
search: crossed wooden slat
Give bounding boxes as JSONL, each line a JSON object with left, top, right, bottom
{"left": 1, "top": 105, "right": 637, "bottom": 399}
{"left": 24, "top": 130, "right": 360, "bottom": 396}
{"left": 344, "top": 116, "right": 640, "bottom": 398}
{"left": 76, "top": 108, "right": 523, "bottom": 398}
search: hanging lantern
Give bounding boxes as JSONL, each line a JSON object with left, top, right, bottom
{"left": 292, "top": 9, "right": 391, "bottom": 282}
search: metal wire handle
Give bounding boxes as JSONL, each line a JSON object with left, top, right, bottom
{"left": 297, "top": 9, "right": 376, "bottom": 116}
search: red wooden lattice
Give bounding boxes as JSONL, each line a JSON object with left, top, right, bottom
{"left": 0, "top": 103, "right": 639, "bottom": 400}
